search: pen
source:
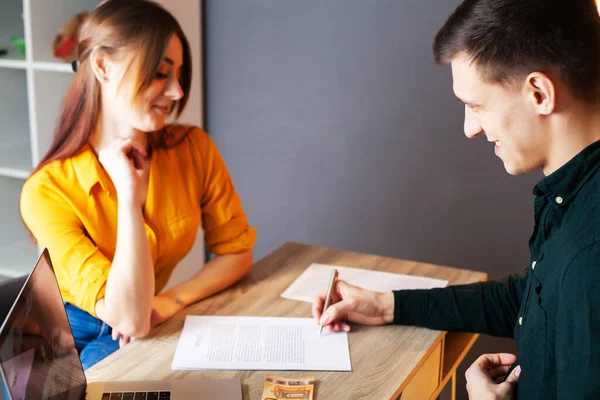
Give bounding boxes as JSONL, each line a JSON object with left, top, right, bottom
{"left": 319, "top": 268, "right": 339, "bottom": 336}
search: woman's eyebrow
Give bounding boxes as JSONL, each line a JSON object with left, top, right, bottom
{"left": 163, "top": 57, "right": 182, "bottom": 69}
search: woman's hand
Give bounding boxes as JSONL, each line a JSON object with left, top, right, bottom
{"left": 111, "top": 328, "right": 132, "bottom": 349}
{"left": 111, "top": 293, "right": 181, "bottom": 346}
{"left": 150, "top": 294, "right": 184, "bottom": 328}
{"left": 97, "top": 137, "right": 147, "bottom": 204}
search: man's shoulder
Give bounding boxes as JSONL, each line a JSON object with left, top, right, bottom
{"left": 556, "top": 171, "right": 600, "bottom": 281}
{"left": 537, "top": 173, "right": 600, "bottom": 283}
{"left": 564, "top": 173, "right": 600, "bottom": 241}
{"left": 560, "top": 240, "right": 600, "bottom": 290}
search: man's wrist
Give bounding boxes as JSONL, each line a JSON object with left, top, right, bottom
{"left": 377, "top": 292, "right": 395, "bottom": 324}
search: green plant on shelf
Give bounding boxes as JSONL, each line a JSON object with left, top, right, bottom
{"left": 11, "top": 36, "right": 26, "bottom": 56}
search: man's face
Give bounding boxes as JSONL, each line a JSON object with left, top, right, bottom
{"left": 451, "top": 55, "right": 546, "bottom": 175}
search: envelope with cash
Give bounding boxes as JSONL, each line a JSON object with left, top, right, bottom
{"left": 262, "top": 374, "right": 315, "bottom": 400}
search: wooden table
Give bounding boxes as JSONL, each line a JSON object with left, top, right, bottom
{"left": 86, "top": 243, "right": 487, "bottom": 400}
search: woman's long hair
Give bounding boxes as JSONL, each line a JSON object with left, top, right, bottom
{"left": 32, "top": 0, "right": 192, "bottom": 175}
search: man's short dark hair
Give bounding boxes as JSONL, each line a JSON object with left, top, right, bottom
{"left": 433, "top": 0, "right": 600, "bottom": 103}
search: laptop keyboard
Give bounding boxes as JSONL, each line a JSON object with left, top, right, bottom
{"left": 101, "top": 391, "right": 171, "bottom": 400}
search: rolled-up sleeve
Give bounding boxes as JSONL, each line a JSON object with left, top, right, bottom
{"left": 192, "top": 131, "right": 256, "bottom": 254}
{"left": 20, "top": 180, "right": 111, "bottom": 317}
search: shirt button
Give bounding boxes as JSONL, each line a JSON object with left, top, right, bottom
{"left": 555, "top": 196, "right": 563, "bottom": 204}
{"left": 532, "top": 261, "right": 537, "bottom": 270}
{"left": 519, "top": 317, "right": 523, "bottom": 325}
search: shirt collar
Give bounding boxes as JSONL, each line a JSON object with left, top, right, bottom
{"left": 72, "top": 143, "right": 111, "bottom": 195}
{"left": 533, "top": 139, "right": 600, "bottom": 205}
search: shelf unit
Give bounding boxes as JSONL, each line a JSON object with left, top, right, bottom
{"left": 0, "top": 0, "right": 203, "bottom": 279}
{"left": 0, "top": 0, "right": 100, "bottom": 277}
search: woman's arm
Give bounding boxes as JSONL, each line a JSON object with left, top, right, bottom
{"left": 166, "top": 249, "right": 252, "bottom": 306}
{"left": 94, "top": 138, "right": 155, "bottom": 338}
{"left": 144, "top": 128, "right": 257, "bottom": 326}
{"left": 95, "top": 195, "right": 154, "bottom": 337}
{"left": 151, "top": 250, "right": 253, "bottom": 326}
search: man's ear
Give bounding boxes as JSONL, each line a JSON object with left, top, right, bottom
{"left": 89, "top": 48, "right": 110, "bottom": 84}
{"left": 524, "top": 72, "right": 556, "bottom": 115}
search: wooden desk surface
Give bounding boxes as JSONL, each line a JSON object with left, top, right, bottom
{"left": 86, "top": 242, "right": 487, "bottom": 400}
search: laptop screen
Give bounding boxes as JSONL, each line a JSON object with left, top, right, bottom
{"left": 0, "top": 250, "right": 86, "bottom": 400}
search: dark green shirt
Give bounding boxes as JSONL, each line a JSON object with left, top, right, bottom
{"left": 393, "top": 140, "right": 600, "bottom": 400}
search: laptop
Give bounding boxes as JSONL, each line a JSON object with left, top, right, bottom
{"left": 0, "top": 249, "right": 242, "bottom": 400}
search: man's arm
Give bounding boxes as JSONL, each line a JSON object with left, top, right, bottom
{"left": 556, "top": 243, "right": 600, "bottom": 399}
{"left": 313, "top": 266, "right": 529, "bottom": 337}
{"left": 393, "top": 266, "right": 529, "bottom": 338}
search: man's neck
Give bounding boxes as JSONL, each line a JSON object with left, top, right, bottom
{"left": 542, "top": 106, "right": 600, "bottom": 176}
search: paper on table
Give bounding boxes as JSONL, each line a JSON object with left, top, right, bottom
{"left": 281, "top": 263, "right": 448, "bottom": 303}
{"left": 172, "top": 316, "right": 351, "bottom": 371}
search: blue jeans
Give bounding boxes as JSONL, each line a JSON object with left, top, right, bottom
{"left": 64, "top": 303, "right": 120, "bottom": 370}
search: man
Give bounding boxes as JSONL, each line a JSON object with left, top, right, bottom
{"left": 313, "top": 0, "right": 600, "bottom": 399}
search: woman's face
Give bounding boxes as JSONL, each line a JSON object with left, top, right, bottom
{"left": 103, "top": 34, "right": 184, "bottom": 132}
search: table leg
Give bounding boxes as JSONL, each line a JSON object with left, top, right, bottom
{"left": 451, "top": 370, "right": 457, "bottom": 400}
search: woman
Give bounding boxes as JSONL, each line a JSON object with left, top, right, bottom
{"left": 20, "top": 0, "right": 255, "bottom": 370}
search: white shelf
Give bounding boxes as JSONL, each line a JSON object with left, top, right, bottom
{"left": 0, "top": 0, "right": 25, "bottom": 64}
{"left": 33, "top": 70, "right": 73, "bottom": 162}
{"left": 0, "top": 177, "right": 39, "bottom": 278}
{"left": 0, "top": 140, "right": 32, "bottom": 178}
{"left": 0, "top": 59, "right": 27, "bottom": 69}
{"left": 0, "top": 68, "right": 31, "bottom": 178}
{"left": 32, "top": 61, "right": 73, "bottom": 73}
{"left": 0, "top": 241, "right": 39, "bottom": 278}
{"left": 29, "top": 0, "right": 100, "bottom": 64}
{"left": 0, "top": 60, "right": 73, "bottom": 72}
{"left": 0, "top": 48, "right": 27, "bottom": 69}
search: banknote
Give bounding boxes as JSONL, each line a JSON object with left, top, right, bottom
{"left": 262, "top": 374, "right": 315, "bottom": 400}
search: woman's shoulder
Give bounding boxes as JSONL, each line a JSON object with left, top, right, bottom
{"left": 21, "top": 161, "right": 67, "bottom": 207}
{"left": 150, "top": 124, "right": 211, "bottom": 150}
{"left": 24, "top": 160, "right": 66, "bottom": 190}
{"left": 23, "top": 146, "right": 90, "bottom": 196}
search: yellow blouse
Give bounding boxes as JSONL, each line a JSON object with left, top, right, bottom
{"left": 20, "top": 125, "right": 256, "bottom": 317}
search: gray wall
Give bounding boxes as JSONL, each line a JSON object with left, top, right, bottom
{"left": 204, "top": 1, "right": 542, "bottom": 398}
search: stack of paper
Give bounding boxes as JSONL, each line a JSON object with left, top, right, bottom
{"left": 281, "top": 263, "right": 448, "bottom": 303}
{"left": 172, "top": 316, "right": 351, "bottom": 371}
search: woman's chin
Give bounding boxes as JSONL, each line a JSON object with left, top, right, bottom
{"left": 144, "top": 117, "right": 166, "bottom": 132}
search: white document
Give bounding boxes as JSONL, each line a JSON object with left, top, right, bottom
{"left": 281, "top": 263, "right": 448, "bottom": 303}
{"left": 172, "top": 316, "right": 351, "bottom": 371}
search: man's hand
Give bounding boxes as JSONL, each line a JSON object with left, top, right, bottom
{"left": 311, "top": 280, "right": 394, "bottom": 332}
{"left": 465, "top": 353, "right": 521, "bottom": 400}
